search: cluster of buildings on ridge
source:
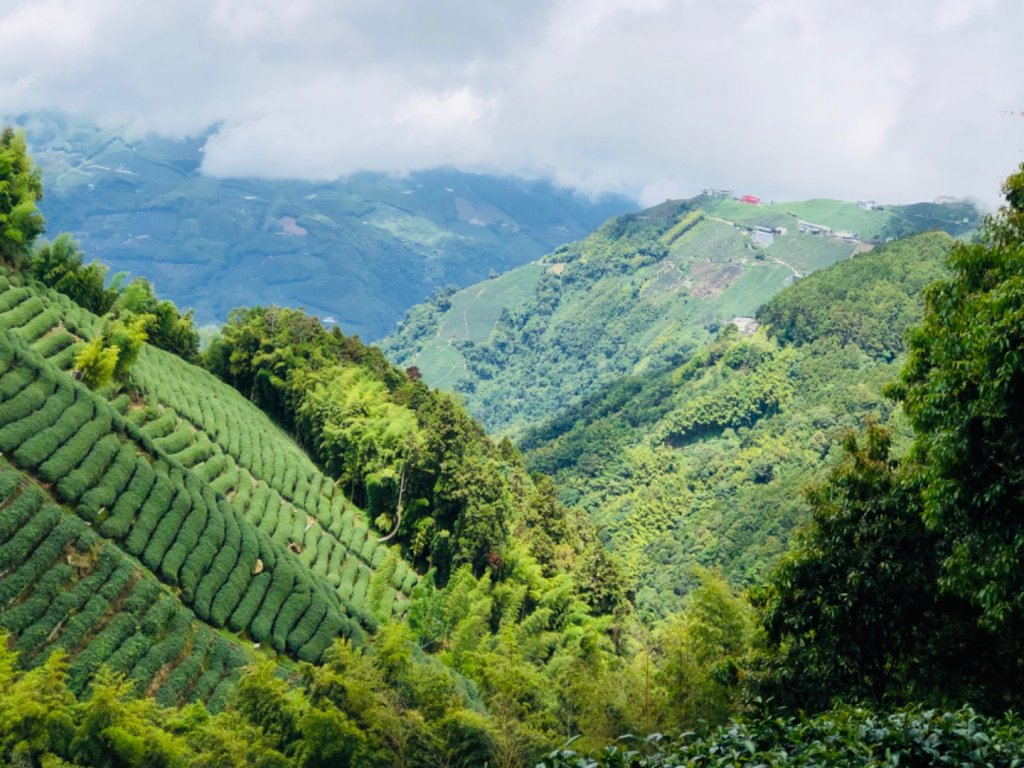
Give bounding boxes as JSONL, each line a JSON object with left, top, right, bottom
{"left": 701, "top": 187, "right": 862, "bottom": 246}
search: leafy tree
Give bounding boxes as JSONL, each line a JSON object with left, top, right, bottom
{"left": 204, "top": 305, "right": 572, "bottom": 580}
{"left": 655, "top": 569, "right": 753, "bottom": 727}
{"left": 28, "top": 234, "right": 117, "bottom": 315}
{"left": 295, "top": 708, "right": 365, "bottom": 768}
{"left": 893, "top": 163, "right": 1024, "bottom": 631}
{"left": 71, "top": 669, "right": 187, "bottom": 768}
{"left": 103, "top": 312, "right": 150, "bottom": 385}
{"left": 758, "top": 427, "right": 945, "bottom": 709}
{"left": 203, "top": 306, "right": 353, "bottom": 422}
{"left": 74, "top": 311, "right": 150, "bottom": 389}
{"left": 113, "top": 278, "right": 199, "bottom": 360}
{"left": 759, "top": 425, "right": 1024, "bottom": 712}
{"left": 0, "top": 127, "right": 45, "bottom": 266}
{"left": 309, "top": 638, "right": 429, "bottom": 767}
{"left": 0, "top": 649, "right": 76, "bottom": 765}
{"left": 296, "top": 365, "right": 424, "bottom": 515}
{"left": 429, "top": 709, "right": 496, "bottom": 768}
{"left": 73, "top": 337, "right": 120, "bottom": 390}
{"left": 185, "top": 710, "right": 291, "bottom": 768}
{"left": 231, "top": 659, "right": 303, "bottom": 750}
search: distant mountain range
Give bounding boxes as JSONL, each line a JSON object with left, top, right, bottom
{"left": 11, "top": 112, "right": 633, "bottom": 339}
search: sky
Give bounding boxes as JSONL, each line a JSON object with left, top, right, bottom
{"left": 1, "top": 0, "right": 1022, "bottom": 207}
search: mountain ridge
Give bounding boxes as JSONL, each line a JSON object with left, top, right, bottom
{"left": 383, "top": 191, "right": 979, "bottom": 436}
{"left": 12, "top": 111, "right": 634, "bottom": 339}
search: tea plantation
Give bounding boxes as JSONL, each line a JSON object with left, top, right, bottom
{"left": 0, "top": 268, "right": 422, "bottom": 701}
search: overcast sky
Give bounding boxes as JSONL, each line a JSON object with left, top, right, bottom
{"left": 1, "top": 0, "right": 1022, "bottom": 206}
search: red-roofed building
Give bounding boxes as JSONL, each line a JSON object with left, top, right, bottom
{"left": 740, "top": 194, "right": 760, "bottom": 204}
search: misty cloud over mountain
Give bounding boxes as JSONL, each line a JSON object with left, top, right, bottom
{"left": 2, "top": 0, "right": 1022, "bottom": 205}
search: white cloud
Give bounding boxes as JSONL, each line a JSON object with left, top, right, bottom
{"left": 1, "top": 0, "right": 1021, "bottom": 206}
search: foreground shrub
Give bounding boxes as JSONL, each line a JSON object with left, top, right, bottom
{"left": 537, "top": 706, "right": 1024, "bottom": 767}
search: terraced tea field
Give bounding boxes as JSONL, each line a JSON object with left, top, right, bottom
{"left": 0, "top": 269, "right": 423, "bottom": 701}
{"left": 0, "top": 458, "right": 250, "bottom": 709}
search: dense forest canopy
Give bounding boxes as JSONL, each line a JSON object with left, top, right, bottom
{"left": 520, "top": 232, "right": 952, "bottom": 618}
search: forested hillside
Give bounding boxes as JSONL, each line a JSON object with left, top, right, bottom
{"left": 0, "top": 262, "right": 767, "bottom": 765}
{"left": 521, "top": 232, "right": 951, "bottom": 617}
{"left": 13, "top": 112, "right": 632, "bottom": 338}
{"left": 384, "top": 193, "right": 978, "bottom": 435}
{"left": 0, "top": 128, "right": 775, "bottom": 765}
{"left": 536, "top": 162, "right": 1024, "bottom": 765}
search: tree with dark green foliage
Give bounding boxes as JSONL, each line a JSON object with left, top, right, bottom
{"left": 0, "top": 648, "right": 76, "bottom": 765}
{"left": 756, "top": 426, "right": 1001, "bottom": 710}
{"left": 27, "top": 234, "right": 117, "bottom": 316}
{"left": 893, "top": 162, "right": 1024, "bottom": 632}
{"left": 204, "top": 306, "right": 357, "bottom": 425}
{"left": 70, "top": 668, "right": 191, "bottom": 768}
{"left": 113, "top": 278, "right": 199, "bottom": 361}
{"left": 0, "top": 127, "right": 45, "bottom": 267}
{"left": 759, "top": 162, "right": 1024, "bottom": 715}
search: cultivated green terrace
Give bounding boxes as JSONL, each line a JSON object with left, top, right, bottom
{"left": 0, "top": 275, "right": 371, "bottom": 659}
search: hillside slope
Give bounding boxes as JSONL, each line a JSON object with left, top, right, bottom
{"left": 0, "top": 456, "right": 250, "bottom": 709}
{"left": 0, "top": 262, "right": 647, "bottom": 757}
{"left": 14, "top": 112, "right": 633, "bottom": 339}
{"left": 383, "top": 195, "right": 978, "bottom": 435}
{"left": 520, "top": 232, "right": 952, "bottom": 618}
{"left": 0, "top": 267, "right": 430, "bottom": 706}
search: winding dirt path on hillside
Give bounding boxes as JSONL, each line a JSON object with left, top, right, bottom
{"left": 417, "top": 284, "right": 489, "bottom": 387}
{"left": 766, "top": 254, "right": 801, "bottom": 278}
{"left": 459, "top": 286, "right": 489, "bottom": 338}
{"left": 707, "top": 214, "right": 802, "bottom": 277}
{"left": 435, "top": 347, "right": 464, "bottom": 389}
